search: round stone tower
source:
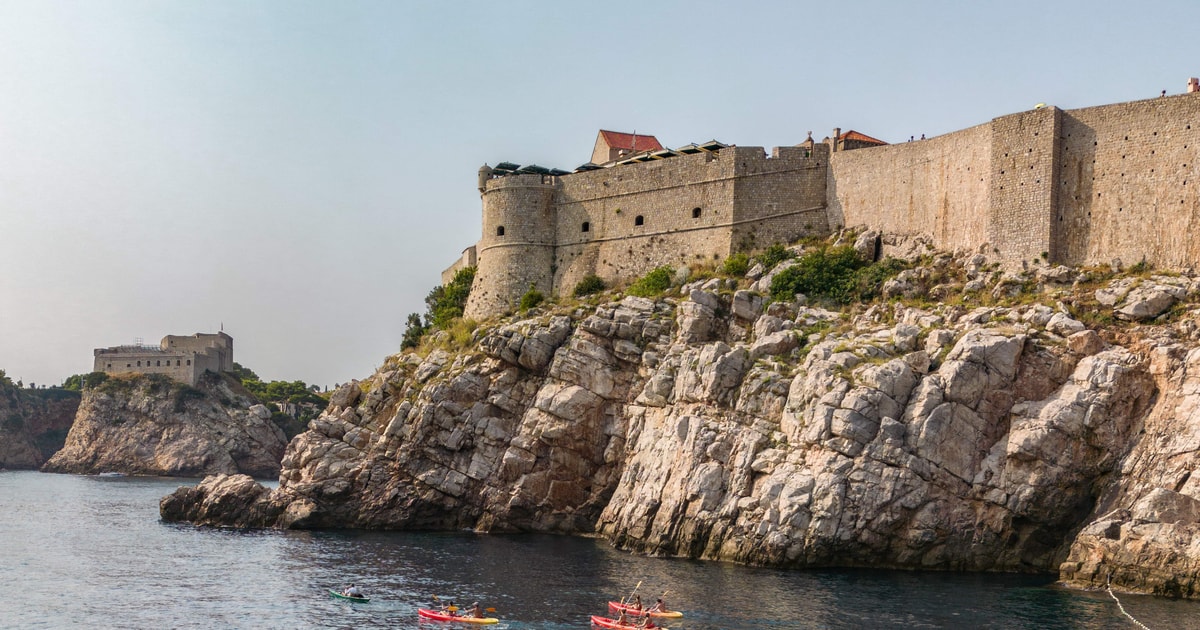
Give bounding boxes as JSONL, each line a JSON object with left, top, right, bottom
{"left": 463, "top": 171, "right": 557, "bottom": 319}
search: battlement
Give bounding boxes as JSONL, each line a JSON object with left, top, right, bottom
{"left": 456, "top": 92, "right": 1200, "bottom": 319}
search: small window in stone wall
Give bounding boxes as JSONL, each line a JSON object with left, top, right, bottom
{"left": 176, "top": 360, "right": 181, "bottom": 366}
{"left": 692, "top": 208, "right": 701, "bottom": 218}
{"left": 187, "top": 359, "right": 191, "bottom": 366}
{"left": 136, "top": 361, "right": 141, "bottom": 367}
{"left": 582, "top": 222, "right": 590, "bottom": 233}
{"left": 635, "top": 215, "right": 644, "bottom": 226}
{"left": 496, "top": 226, "right": 505, "bottom": 236}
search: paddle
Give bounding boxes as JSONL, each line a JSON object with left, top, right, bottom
{"left": 620, "top": 580, "right": 643, "bottom": 606}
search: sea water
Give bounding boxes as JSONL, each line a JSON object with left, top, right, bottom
{"left": 0, "top": 470, "right": 1195, "bottom": 629}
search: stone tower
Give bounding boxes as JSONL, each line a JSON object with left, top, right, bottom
{"left": 462, "top": 172, "right": 558, "bottom": 319}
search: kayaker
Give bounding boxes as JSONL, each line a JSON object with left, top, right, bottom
{"left": 648, "top": 598, "right": 665, "bottom": 613}
{"left": 343, "top": 584, "right": 363, "bottom": 598}
{"left": 632, "top": 595, "right": 643, "bottom": 611}
{"left": 470, "top": 602, "right": 483, "bottom": 618}
{"left": 616, "top": 609, "right": 629, "bottom": 626}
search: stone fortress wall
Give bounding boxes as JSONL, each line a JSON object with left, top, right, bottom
{"left": 459, "top": 91, "right": 1200, "bottom": 319}
{"left": 93, "top": 332, "right": 233, "bottom": 386}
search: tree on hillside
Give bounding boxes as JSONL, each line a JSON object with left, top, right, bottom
{"left": 403, "top": 266, "right": 476, "bottom": 349}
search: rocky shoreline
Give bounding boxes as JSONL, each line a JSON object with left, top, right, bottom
{"left": 45, "top": 372, "right": 288, "bottom": 478}
{"left": 161, "top": 238, "right": 1200, "bottom": 599}
{"left": 0, "top": 384, "right": 79, "bottom": 469}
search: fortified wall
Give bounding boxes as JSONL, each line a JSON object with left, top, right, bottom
{"left": 93, "top": 332, "right": 233, "bottom": 386}
{"left": 463, "top": 144, "right": 829, "bottom": 318}
{"left": 455, "top": 91, "right": 1200, "bottom": 319}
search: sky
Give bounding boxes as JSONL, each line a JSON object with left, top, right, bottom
{"left": 1, "top": 0, "right": 1198, "bottom": 389}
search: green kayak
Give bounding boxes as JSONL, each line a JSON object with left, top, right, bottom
{"left": 329, "top": 589, "right": 370, "bottom": 603}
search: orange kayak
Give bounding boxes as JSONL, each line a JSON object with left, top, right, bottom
{"left": 608, "top": 601, "right": 683, "bottom": 618}
{"left": 591, "top": 615, "right": 656, "bottom": 629}
{"left": 417, "top": 608, "right": 499, "bottom": 625}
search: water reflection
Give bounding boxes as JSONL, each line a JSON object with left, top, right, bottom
{"left": 0, "top": 471, "right": 1195, "bottom": 629}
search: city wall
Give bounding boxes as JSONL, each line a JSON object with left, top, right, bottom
{"left": 459, "top": 92, "right": 1200, "bottom": 319}
{"left": 1055, "top": 94, "right": 1200, "bottom": 269}
{"left": 828, "top": 122, "right": 992, "bottom": 256}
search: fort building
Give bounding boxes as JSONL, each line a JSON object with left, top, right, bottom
{"left": 451, "top": 86, "right": 1200, "bottom": 319}
{"left": 93, "top": 332, "right": 233, "bottom": 386}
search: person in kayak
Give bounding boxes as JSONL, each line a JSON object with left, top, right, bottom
{"left": 616, "top": 609, "right": 630, "bottom": 626}
{"left": 470, "top": 602, "right": 483, "bottom": 618}
{"left": 632, "top": 595, "right": 643, "bottom": 611}
{"left": 648, "top": 598, "right": 666, "bottom": 613}
{"left": 343, "top": 584, "right": 364, "bottom": 598}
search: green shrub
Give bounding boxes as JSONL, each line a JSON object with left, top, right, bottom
{"left": 721, "top": 252, "right": 750, "bottom": 276}
{"left": 426, "top": 266, "right": 476, "bottom": 328}
{"left": 61, "top": 372, "right": 108, "bottom": 391}
{"left": 627, "top": 266, "right": 674, "bottom": 297}
{"left": 401, "top": 313, "right": 428, "bottom": 350}
{"left": 518, "top": 285, "right": 545, "bottom": 310}
{"left": 755, "top": 244, "right": 793, "bottom": 270}
{"left": 572, "top": 274, "right": 606, "bottom": 297}
{"left": 770, "top": 246, "right": 905, "bottom": 305}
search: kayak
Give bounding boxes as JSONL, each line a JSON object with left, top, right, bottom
{"left": 329, "top": 589, "right": 369, "bottom": 603}
{"left": 608, "top": 601, "right": 683, "bottom": 618}
{"left": 417, "top": 608, "right": 499, "bottom": 625}
{"left": 591, "top": 615, "right": 656, "bottom": 629}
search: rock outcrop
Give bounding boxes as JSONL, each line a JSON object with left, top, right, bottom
{"left": 45, "top": 372, "right": 287, "bottom": 478}
{"left": 161, "top": 247, "right": 1200, "bottom": 599}
{"left": 0, "top": 384, "right": 80, "bottom": 468}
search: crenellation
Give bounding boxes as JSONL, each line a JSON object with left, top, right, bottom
{"left": 457, "top": 91, "right": 1200, "bottom": 319}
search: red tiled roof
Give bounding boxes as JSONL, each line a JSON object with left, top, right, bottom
{"left": 838, "top": 130, "right": 888, "bottom": 145}
{"left": 598, "top": 130, "right": 663, "bottom": 152}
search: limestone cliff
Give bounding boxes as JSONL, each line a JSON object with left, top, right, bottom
{"left": 162, "top": 245, "right": 1200, "bottom": 598}
{"left": 0, "top": 384, "right": 80, "bottom": 469}
{"left": 45, "top": 372, "right": 287, "bottom": 478}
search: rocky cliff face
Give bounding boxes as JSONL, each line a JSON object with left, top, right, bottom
{"left": 161, "top": 244, "right": 1200, "bottom": 598}
{"left": 0, "top": 384, "right": 80, "bottom": 468}
{"left": 45, "top": 372, "right": 287, "bottom": 478}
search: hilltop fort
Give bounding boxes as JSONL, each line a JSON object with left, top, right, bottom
{"left": 449, "top": 84, "right": 1200, "bottom": 319}
{"left": 93, "top": 332, "right": 233, "bottom": 386}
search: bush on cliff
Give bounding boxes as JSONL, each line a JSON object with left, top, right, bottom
{"left": 572, "top": 274, "right": 606, "bottom": 297}
{"left": 519, "top": 285, "right": 545, "bottom": 311}
{"left": 755, "top": 244, "right": 794, "bottom": 270}
{"left": 426, "top": 266, "right": 476, "bottom": 329}
{"left": 403, "top": 266, "right": 477, "bottom": 350}
{"left": 401, "top": 313, "right": 428, "bottom": 350}
{"left": 61, "top": 372, "right": 109, "bottom": 391}
{"left": 770, "top": 246, "right": 905, "bottom": 305}
{"left": 627, "top": 266, "right": 674, "bottom": 297}
{"left": 721, "top": 253, "right": 750, "bottom": 276}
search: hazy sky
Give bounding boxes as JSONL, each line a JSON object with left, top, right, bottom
{"left": 2, "top": 0, "right": 1197, "bottom": 388}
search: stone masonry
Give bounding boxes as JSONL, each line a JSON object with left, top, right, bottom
{"left": 93, "top": 332, "right": 233, "bottom": 386}
{"left": 457, "top": 92, "right": 1200, "bottom": 319}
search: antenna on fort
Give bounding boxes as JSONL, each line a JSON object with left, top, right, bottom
{"left": 134, "top": 337, "right": 143, "bottom": 347}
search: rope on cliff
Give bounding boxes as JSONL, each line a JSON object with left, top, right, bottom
{"left": 1107, "top": 577, "right": 1151, "bottom": 630}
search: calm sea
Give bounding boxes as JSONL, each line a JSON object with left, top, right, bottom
{"left": 0, "top": 470, "right": 1195, "bottom": 629}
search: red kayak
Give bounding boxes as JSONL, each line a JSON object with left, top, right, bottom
{"left": 591, "top": 615, "right": 655, "bottom": 629}
{"left": 418, "top": 608, "right": 499, "bottom": 624}
{"left": 608, "top": 601, "right": 683, "bottom": 618}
